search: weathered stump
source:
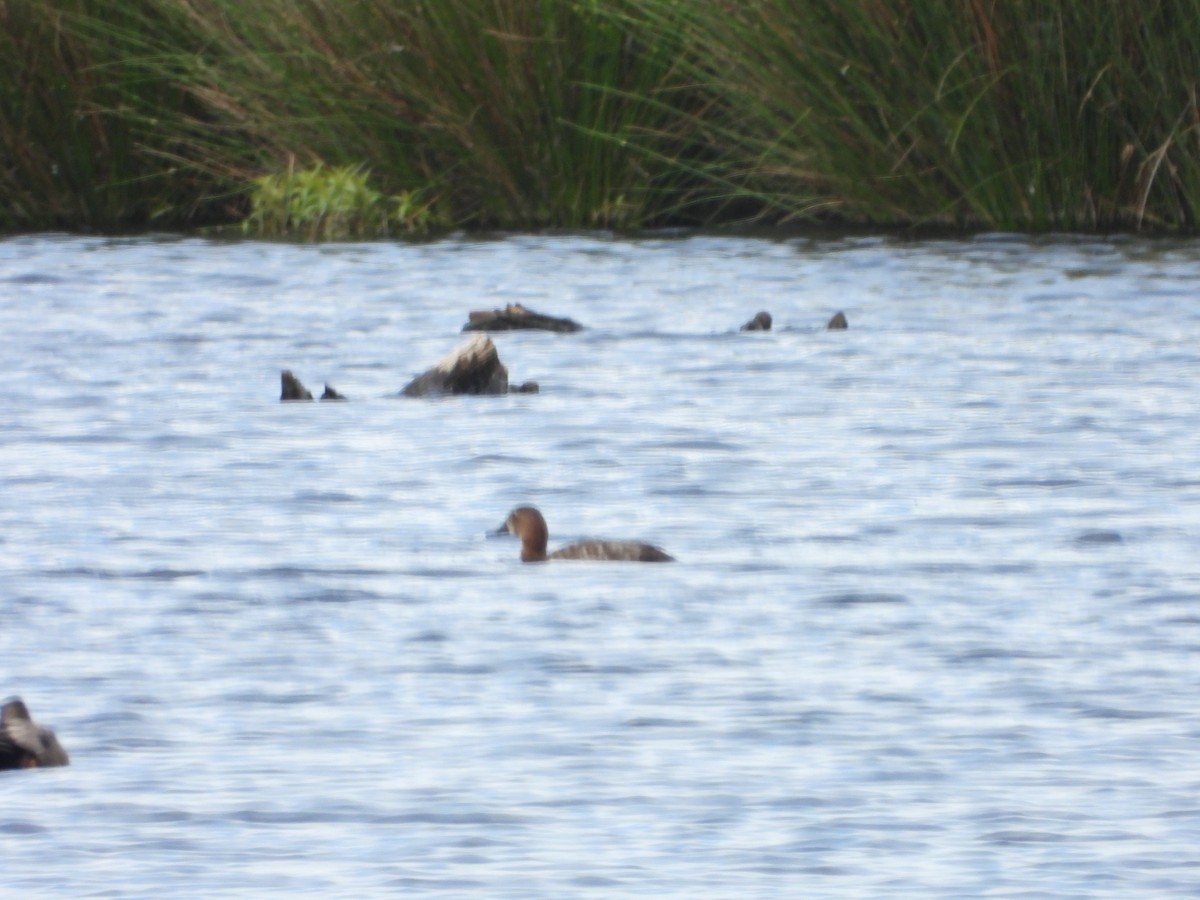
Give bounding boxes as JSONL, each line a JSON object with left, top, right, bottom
{"left": 282, "top": 337, "right": 527, "bottom": 401}
{"left": 740, "top": 311, "right": 772, "bottom": 331}
{"left": 0, "top": 697, "right": 69, "bottom": 770}
{"left": 463, "top": 303, "right": 582, "bottom": 333}
{"left": 401, "top": 334, "right": 511, "bottom": 397}
{"left": 826, "top": 311, "right": 848, "bottom": 330}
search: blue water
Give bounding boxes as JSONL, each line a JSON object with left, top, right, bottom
{"left": 1, "top": 232, "right": 1199, "bottom": 897}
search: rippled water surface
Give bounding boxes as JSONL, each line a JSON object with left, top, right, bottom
{"left": 2, "top": 231, "right": 1199, "bottom": 897}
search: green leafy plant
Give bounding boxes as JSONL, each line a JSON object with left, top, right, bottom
{"left": 243, "top": 162, "right": 437, "bottom": 239}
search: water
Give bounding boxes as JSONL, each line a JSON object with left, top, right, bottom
{"left": 1, "top": 231, "right": 1198, "bottom": 897}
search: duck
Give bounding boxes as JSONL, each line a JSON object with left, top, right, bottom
{"left": 495, "top": 506, "right": 674, "bottom": 563}
{"left": 0, "top": 698, "right": 69, "bottom": 771}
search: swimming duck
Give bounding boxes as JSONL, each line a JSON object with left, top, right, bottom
{"left": 0, "top": 698, "right": 69, "bottom": 770}
{"left": 496, "top": 506, "right": 674, "bottom": 563}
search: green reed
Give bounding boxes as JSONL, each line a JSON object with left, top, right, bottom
{"left": 634, "top": 0, "right": 1200, "bottom": 230}
{"left": 105, "top": 0, "right": 701, "bottom": 231}
{"left": 0, "top": 0, "right": 240, "bottom": 230}
{"left": 4, "top": 0, "right": 1200, "bottom": 233}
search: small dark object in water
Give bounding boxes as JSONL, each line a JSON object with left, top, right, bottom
{"left": 1076, "top": 529, "right": 1123, "bottom": 545}
{"left": 827, "top": 311, "right": 848, "bottom": 330}
{"left": 512, "top": 381, "right": 540, "bottom": 394}
{"left": 0, "top": 698, "right": 69, "bottom": 771}
{"left": 463, "top": 303, "right": 583, "bottom": 333}
{"left": 320, "top": 384, "right": 347, "bottom": 401}
{"left": 741, "top": 311, "right": 772, "bottom": 331}
{"left": 401, "top": 334, "right": 512, "bottom": 397}
{"left": 281, "top": 369, "right": 314, "bottom": 401}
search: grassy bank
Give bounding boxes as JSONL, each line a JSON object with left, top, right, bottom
{"left": 3, "top": 0, "right": 1199, "bottom": 235}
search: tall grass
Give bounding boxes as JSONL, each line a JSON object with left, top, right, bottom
{"left": 0, "top": 0, "right": 240, "bottom": 230}
{"left": 4, "top": 1, "right": 1200, "bottom": 233}
{"left": 114, "top": 0, "right": 703, "bottom": 230}
{"left": 635, "top": 0, "right": 1200, "bottom": 229}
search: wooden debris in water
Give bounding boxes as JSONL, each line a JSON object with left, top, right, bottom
{"left": 463, "top": 303, "right": 582, "bottom": 333}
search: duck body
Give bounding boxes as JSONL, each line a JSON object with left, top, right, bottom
{"left": 0, "top": 698, "right": 69, "bottom": 771}
{"left": 497, "top": 506, "right": 674, "bottom": 563}
{"left": 549, "top": 539, "right": 675, "bottom": 563}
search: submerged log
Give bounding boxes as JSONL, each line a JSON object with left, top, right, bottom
{"left": 826, "top": 311, "right": 848, "bottom": 330}
{"left": 281, "top": 370, "right": 314, "bottom": 401}
{"left": 401, "top": 334, "right": 512, "bottom": 397}
{"left": 740, "top": 311, "right": 772, "bottom": 331}
{"left": 463, "top": 303, "right": 583, "bottom": 333}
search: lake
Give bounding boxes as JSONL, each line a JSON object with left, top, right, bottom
{"left": 1, "top": 231, "right": 1198, "bottom": 897}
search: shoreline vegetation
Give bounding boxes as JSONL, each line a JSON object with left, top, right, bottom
{"left": 3, "top": 1, "right": 1199, "bottom": 238}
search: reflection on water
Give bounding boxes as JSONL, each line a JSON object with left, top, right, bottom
{"left": 1, "top": 232, "right": 1199, "bottom": 896}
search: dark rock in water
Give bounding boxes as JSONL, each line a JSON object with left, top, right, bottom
{"left": 281, "top": 370, "right": 314, "bottom": 401}
{"left": 401, "top": 334, "right": 513, "bottom": 397}
{"left": 741, "top": 311, "right": 772, "bottom": 331}
{"left": 463, "top": 303, "right": 582, "bottom": 333}
{"left": 512, "top": 381, "right": 540, "bottom": 394}
{"left": 0, "top": 697, "right": 69, "bottom": 771}
{"left": 827, "top": 311, "right": 848, "bottom": 330}
{"left": 320, "top": 384, "right": 347, "bottom": 401}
